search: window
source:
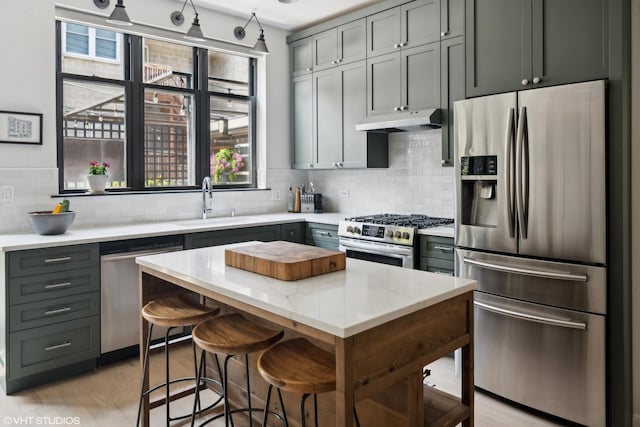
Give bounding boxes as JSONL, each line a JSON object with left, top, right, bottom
{"left": 63, "top": 23, "right": 120, "bottom": 61}
{"left": 56, "top": 21, "right": 257, "bottom": 193}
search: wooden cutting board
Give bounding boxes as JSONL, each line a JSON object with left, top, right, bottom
{"left": 224, "top": 241, "right": 346, "bottom": 281}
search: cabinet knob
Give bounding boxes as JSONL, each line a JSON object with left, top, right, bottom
{"left": 441, "top": 31, "right": 448, "bottom": 37}
{"left": 337, "top": 58, "right": 343, "bottom": 63}
{"left": 338, "top": 162, "right": 343, "bottom": 167}
{"left": 308, "top": 163, "right": 313, "bottom": 168}
{"left": 331, "top": 60, "right": 337, "bottom": 65}
{"left": 521, "top": 79, "right": 529, "bottom": 86}
{"left": 533, "top": 76, "right": 541, "bottom": 84}
{"left": 400, "top": 105, "right": 407, "bottom": 111}
{"left": 306, "top": 67, "right": 312, "bottom": 72}
{"left": 400, "top": 42, "right": 407, "bottom": 47}
{"left": 441, "top": 159, "right": 447, "bottom": 166}
{"left": 394, "top": 107, "right": 401, "bottom": 111}
{"left": 394, "top": 43, "right": 401, "bottom": 48}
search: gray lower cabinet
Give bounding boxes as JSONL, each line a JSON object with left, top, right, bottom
{"left": 418, "top": 235, "right": 454, "bottom": 275}
{"left": 185, "top": 225, "right": 282, "bottom": 249}
{"left": 367, "top": 0, "right": 441, "bottom": 58}
{"left": 306, "top": 223, "right": 340, "bottom": 251}
{"left": 466, "top": 0, "right": 608, "bottom": 97}
{"left": 3, "top": 244, "right": 100, "bottom": 393}
{"left": 292, "top": 74, "right": 314, "bottom": 169}
{"left": 440, "top": 36, "right": 465, "bottom": 166}
{"left": 369, "top": 41, "right": 440, "bottom": 115}
{"left": 280, "top": 222, "right": 305, "bottom": 243}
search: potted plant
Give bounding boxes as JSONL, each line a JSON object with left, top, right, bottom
{"left": 87, "top": 161, "right": 110, "bottom": 193}
{"left": 212, "top": 148, "right": 245, "bottom": 183}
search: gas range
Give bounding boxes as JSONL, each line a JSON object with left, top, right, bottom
{"left": 338, "top": 214, "right": 454, "bottom": 246}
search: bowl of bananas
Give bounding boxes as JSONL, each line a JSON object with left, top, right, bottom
{"left": 27, "top": 199, "right": 75, "bottom": 235}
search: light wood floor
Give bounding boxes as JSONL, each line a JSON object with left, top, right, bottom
{"left": 0, "top": 346, "right": 568, "bottom": 426}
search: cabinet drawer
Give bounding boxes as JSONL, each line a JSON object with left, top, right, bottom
{"left": 306, "top": 223, "right": 339, "bottom": 250}
{"left": 9, "top": 316, "right": 99, "bottom": 379}
{"left": 10, "top": 293, "right": 99, "bottom": 332}
{"left": 419, "top": 256, "right": 454, "bottom": 272}
{"left": 419, "top": 236, "right": 454, "bottom": 260}
{"left": 8, "top": 244, "right": 99, "bottom": 278}
{"left": 9, "top": 267, "right": 99, "bottom": 305}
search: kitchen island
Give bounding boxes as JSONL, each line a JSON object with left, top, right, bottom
{"left": 136, "top": 242, "right": 476, "bottom": 426}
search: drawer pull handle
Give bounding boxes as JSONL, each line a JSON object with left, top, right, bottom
{"left": 44, "top": 256, "right": 72, "bottom": 264}
{"left": 45, "top": 341, "right": 72, "bottom": 351}
{"left": 44, "top": 282, "right": 72, "bottom": 290}
{"left": 317, "top": 231, "right": 331, "bottom": 237}
{"left": 434, "top": 271, "right": 454, "bottom": 276}
{"left": 434, "top": 245, "right": 453, "bottom": 252}
{"left": 45, "top": 307, "right": 72, "bottom": 316}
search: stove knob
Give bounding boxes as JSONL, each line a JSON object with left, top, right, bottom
{"left": 354, "top": 227, "right": 362, "bottom": 235}
{"left": 394, "top": 231, "right": 402, "bottom": 238}
{"left": 386, "top": 230, "right": 394, "bottom": 238}
{"left": 346, "top": 226, "right": 353, "bottom": 233}
{"left": 402, "top": 232, "right": 410, "bottom": 239}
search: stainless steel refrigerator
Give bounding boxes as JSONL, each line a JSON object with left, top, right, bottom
{"left": 454, "top": 80, "right": 606, "bottom": 427}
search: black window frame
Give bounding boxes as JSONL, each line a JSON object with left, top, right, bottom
{"left": 55, "top": 20, "right": 257, "bottom": 194}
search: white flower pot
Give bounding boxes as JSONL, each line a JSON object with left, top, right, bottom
{"left": 87, "top": 175, "right": 108, "bottom": 193}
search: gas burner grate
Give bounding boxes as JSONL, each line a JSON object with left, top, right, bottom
{"left": 344, "top": 214, "right": 453, "bottom": 229}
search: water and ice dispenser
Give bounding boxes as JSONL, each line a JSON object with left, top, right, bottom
{"left": 459, "top": 155, "right": 498, "bottom": 227}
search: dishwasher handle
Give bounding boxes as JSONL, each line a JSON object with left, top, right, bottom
{"left": 100, "top": 246, "right": 183, "bottom": 262}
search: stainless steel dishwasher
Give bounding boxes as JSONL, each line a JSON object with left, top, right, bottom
{"left": 100, "top": 235, "right": 184, "bottom": 362}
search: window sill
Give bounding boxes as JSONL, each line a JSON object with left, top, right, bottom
{"left": 52, "top": 188, "right": 270, "bottom": 198}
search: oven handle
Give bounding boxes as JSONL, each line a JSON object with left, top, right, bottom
{"left": 474, "top": 301, "right": 587, "bottom": 330}
{"left": 338, "top": 239, "right": 414, "bottom": 257}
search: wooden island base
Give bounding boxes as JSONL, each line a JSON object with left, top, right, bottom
{"left": 139, "top": 267, "right": 474, "bottom": 427}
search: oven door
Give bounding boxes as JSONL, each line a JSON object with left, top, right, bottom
{"left": 338, "top": 237, "right": 414, "bottom": 268}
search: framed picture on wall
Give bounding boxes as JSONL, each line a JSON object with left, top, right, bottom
{"left": 0, "top": 111, "right": 42, "bottom": 145}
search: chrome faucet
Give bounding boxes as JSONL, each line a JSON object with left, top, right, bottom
{"left": 202, "top": 176, "right": 213, "bottom": 219}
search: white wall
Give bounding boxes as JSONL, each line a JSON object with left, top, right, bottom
{"left": 632, "top": 1, "right": 640, "bottom": 425}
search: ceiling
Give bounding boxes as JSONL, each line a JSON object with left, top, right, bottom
{"left": 191, "top": 0, "right": 384, "bottom": 31}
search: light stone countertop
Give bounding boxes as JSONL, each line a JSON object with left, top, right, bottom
{"left": 136, "top": 241, "right": 476, "bottom": 337}
{"left": 417, "top": 225, "right": 455, "bottom": 239}
{"left": 0, "top": 212, "right": 454, "bottom": 251}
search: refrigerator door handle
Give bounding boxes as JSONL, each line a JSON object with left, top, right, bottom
{"left": 515, "top": 106, "right": 528, "bottom": 238}
{"left": 463, "top": 257, "right": 588, "bottom": 282}
{"left": 474, "top": 301, "right": 587, "bottom": 330}
{"left": 504, "top": 108, "right": 516, "bottom": 238}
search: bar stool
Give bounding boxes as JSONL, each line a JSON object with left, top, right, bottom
{"left": 258, "top": 338, "right": 360, "bottom": 427}
{"left": 136, "top": 295, "right": 222, "bottom": 427}
{"left": 190, "top": 312, "right": 285, "bottom": 427}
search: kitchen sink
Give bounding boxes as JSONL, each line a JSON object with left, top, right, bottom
{"left": 171, "top": 216, "right": 255, "bottom": 227}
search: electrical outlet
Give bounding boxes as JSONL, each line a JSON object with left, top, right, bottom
{"left": 339, "top": 189, "right": 350, "bottom": 198}
{"left": 272, "top": 190, "right": 281, "bottom": 201}
{"left": 0, "top": 185, "right": 14, "bottom": 203}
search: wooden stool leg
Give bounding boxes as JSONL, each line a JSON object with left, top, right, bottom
{"left": 136, "top": 324, "right": 154, "bottom": 427}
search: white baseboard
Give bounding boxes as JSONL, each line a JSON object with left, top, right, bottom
{"left": 633, "top": 413, "right": 640, "bottom": 427}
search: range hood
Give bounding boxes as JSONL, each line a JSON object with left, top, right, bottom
{"left": 355, "top": 108, "right": 442, "bottom": 132}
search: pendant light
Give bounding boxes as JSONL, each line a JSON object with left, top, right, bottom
{"left": 234, "top": 12, "right": 269, "bottom": 54}
{"left": 171, "top": 0, "right": 206, "bottom": 42}
{"left": 106, "top": 0, "right": 132, "bottom": 26}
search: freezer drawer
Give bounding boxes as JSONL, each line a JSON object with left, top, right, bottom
{"left": 456, "top": 249, "right": 606, "bottom": 314}
{"left": 474, "top": 292, "right": 605, "bottom": 427}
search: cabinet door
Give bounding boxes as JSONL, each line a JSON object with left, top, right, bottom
{"left": 466, "top": 0, "right": 532, "bottom": 97}
{"left": 340, "top": 61, "right": 368, "bottom": 168}
{"left": 367, "top": 52, "right": 402, "bottom": 116}
{"left": 290, "top": 38, "right": 313, "bottom": 76}
{"left": 291, "top": 75, "right": 314, "bottom": 169}
{"left": 401, "top": 42, "right": 440, "bottom": 111}
{"left": 281, "top": 223, "right": 305, "bottom": 243}
{"left": 185, "top": 225, "right": 281, "bottom": 249}
{"left": 338, "top": 19, "right": 366, "bottom": 65}
{"left": 531, "top": 0, "right": 607, "bottom": 88}
{"left": 367, "top": 7, "right": 401, "bottom": 58}
{"left": 313, "top": 68, "right": 342, "bottom": 168}
{"left": 401, "top": 0, "right": 440, "bottom": 48}
{"left": 441, "top": 0, "right": 465, "bottom": 39}
{"left": 313, "top": 29, "right": 339, "bottom": 72}
{"left": 440, "top": 36, "right": 465, "bottom": 167}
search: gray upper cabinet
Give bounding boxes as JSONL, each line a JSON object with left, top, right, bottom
{"left": 466, "top": 0, "right": 608, "bottom": 97}
{"left": 368, "top": 0, "right": 440, "bottom": 58}
{"left": 368, "top": 41, "right": 440, "bottom": 115}
{"left": 440, "top": 0, "right": 464, "bottom": 39}
{"left": 440, "top": 36, "right": 465, "bottom": 166}
{"left": 401, "top": 42, "right": 441, "bottom": 111}
{"left": 313, "top": 68, "right": 342, "bottom": 168}
{"left": 290, "top": 37, "right": 314, "bottom": 76}
{"left": 292, "top": 74, "right": 314, "bottom": 169}
{"left": 313, "top": 20, "right": 367, "bottom": 72}
{"left": 341, "top": 61, "right": 370, "bottom": 168}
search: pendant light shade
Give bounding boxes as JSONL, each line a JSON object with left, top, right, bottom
{"left": 253, "top": 30, "right": 269, "bottom": 54}
{"left": 106, "top": 0, "right": 132, "bottom": 26}
{"left": 184, "top": 14, "right": 205, "bottom": 41}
